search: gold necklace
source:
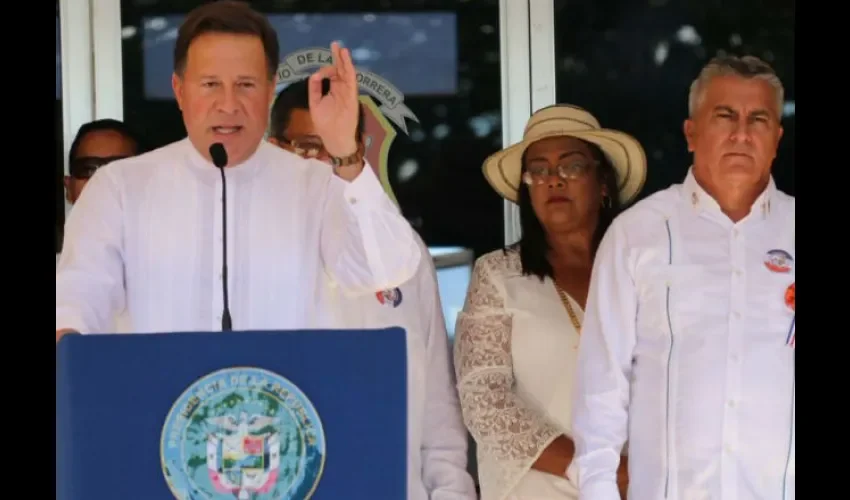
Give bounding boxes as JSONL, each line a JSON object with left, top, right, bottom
{"left": 554, "top": 282, "right": 582, "bottom": 333}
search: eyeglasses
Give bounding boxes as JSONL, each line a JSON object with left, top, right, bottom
{"left": 276, "top": 135, "right": 327, "bottom": 159}
{"left": 69, "top": 155, "right": 129, "bottom": 179}
{"left": 522, "top": 160, "right": 597, "bottom": 185}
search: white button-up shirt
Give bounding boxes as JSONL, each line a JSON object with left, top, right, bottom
{"left": 323, "top": 234, "right": 476, "bottom": 500}
{"left": 572, "top": 169, "right": 795, "bottom": 500}
{"left": 56, "top": 138, "right": 421, "bottom": 334}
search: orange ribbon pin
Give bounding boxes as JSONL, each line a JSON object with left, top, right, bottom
{"left": 784, "top": 282, "right": 795, "bottom": 312}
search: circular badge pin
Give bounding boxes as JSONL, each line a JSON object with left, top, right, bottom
{"left": 784, "top": 282, "right": 795, "bottom": 312}
{"left": 161, "top": 367, "right": 326, "bottom": 500}
{"left": 764, "top": 249, "right": 793, "bottom": 273}
{"left": 375, "top": 287, "right": 403, "bottom": 308}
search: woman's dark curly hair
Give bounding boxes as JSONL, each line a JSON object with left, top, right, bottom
{"left": 506, "top": 140, "right": 625, "bottom": 281}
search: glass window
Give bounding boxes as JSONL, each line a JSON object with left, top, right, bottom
{"left": 432, "top": 247, "right": 475, "bottom": 339}
{"left": 56, "top": 0, "right": 64, "bottom": 254}
{"left": 119, "top": 0, "right": 504, "bottom": 341}
{"left": 553, "top": 0, "right": 795, "bottom": 199}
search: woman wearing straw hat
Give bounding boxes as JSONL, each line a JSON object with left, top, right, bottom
{"left": 453, "top": 104, "right": 646, "bottom": 500}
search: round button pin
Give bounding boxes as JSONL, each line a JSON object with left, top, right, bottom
{"left": 764, "top": 249, "right": 793, "bottom": 273}
{"left": 784, "top": 282, "right": 795, "bottom": 312}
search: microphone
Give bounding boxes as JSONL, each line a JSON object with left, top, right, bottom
{"left": 209, "top": 143, "right": 233, "bottom": 331}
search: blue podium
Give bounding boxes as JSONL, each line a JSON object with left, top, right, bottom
{"left": 56, "top": 328, "right": 408, "bottom": 500}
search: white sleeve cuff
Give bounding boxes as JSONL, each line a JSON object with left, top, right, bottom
{"left": 338, "top": 161, "right": 394, "bottom": 211}
{"left": 56, "top": 309, "right": 90, "bottom": 335}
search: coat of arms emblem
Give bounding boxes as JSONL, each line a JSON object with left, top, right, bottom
{"left": 161, "top": 367, "right": 325, "bottom": 499}
{"left": 276, "top": 47, "right": 421, "bottom": 207}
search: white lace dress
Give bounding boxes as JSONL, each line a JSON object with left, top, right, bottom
{"left": 454, "top": 249, "right": 583, "bottom": 500}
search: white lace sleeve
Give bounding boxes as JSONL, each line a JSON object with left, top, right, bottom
{"left": 453, "top": 252, "right": 562, "bottom": 500}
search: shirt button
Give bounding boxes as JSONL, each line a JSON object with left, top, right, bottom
{"left": 727, "top": 400, "right": 736, "bottom": 408}
{"left": 730, "top": 353, "right": 739, "bottom": 362}
{"left": 733, "top": 311, "right": 741, "bottom": 319}
{"left": 349, "top": 197, "right": 358, "bottom": 204}
{"left": 724, "top": 443, "right": 733, "bottom": 453}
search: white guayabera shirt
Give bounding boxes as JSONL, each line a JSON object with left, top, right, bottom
{"left": 323, "top": 233, "right": 477, "bottom": 500}
{"left": 573, "top": 169, "right": 795, "bottom": 500}
{"left": 56, "top": 138, "right": 421, "bottom": 334}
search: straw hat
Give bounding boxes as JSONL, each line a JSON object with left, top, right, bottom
{"left": 483, "top": 104, "right": 647, "bottom": 204}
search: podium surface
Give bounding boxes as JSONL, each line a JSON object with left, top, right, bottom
{"left": 56, "top": 328, "right": 407, "bottom": 500}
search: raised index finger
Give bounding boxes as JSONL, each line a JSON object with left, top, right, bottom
{"left": 339, "top": 46, "right": 356, "bottom": 82}
{"left": 330, "top": 41, "right": 342, "bottom": 71}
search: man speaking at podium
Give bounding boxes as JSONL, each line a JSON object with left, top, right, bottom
{"left": 55, "top": 1, "right": 420, "bottom": 338}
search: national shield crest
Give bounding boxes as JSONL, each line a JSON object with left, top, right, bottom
{"left": 207, "top": 413, "right": 281, "bottom": 495}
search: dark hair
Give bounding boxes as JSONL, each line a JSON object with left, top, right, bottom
{"left": 509, "top": 140, "right": 624, "bottom": 281}
{"left": 68, "top": 119, "right": 143, "bottom": 164}
{"left": 268, "top": 77, "right": 365, "bottom": 143}
{"left": 174, "top": 0, "right": 279, "bottom": 81}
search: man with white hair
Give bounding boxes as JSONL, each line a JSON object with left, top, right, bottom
{"left": 571, "top": 55, "right": 794, "bottom": 500}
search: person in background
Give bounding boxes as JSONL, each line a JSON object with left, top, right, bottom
{"left": 56, "top": 1, "right": 420, "bottom": 339}
{"left": 267, "top": 78, "right": 362, "bottom": 164}
{"left": 571, "top": 55, "right": 794, "bottom": 500}
{"left": 454, "top": 104, "right": 646, "bottom": 500}
{"left": 268, "top": 77, "right": 477, "bottom": 500}
{"left": 64, "top": 118, "right": 141, "bottom": 205}
{"left": 58, "top": 118, "right": 142, "bottom": 266}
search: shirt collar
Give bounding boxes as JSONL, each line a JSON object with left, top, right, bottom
{"left": 182, "top": 138, "right": 266, "bottom": 183}
{"left": 682, "top": 166, "right": 775, "bottom": 222}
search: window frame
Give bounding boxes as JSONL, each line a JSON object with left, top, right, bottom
{"left": 59, "top": 0, "right": 96, "bottom": 224}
